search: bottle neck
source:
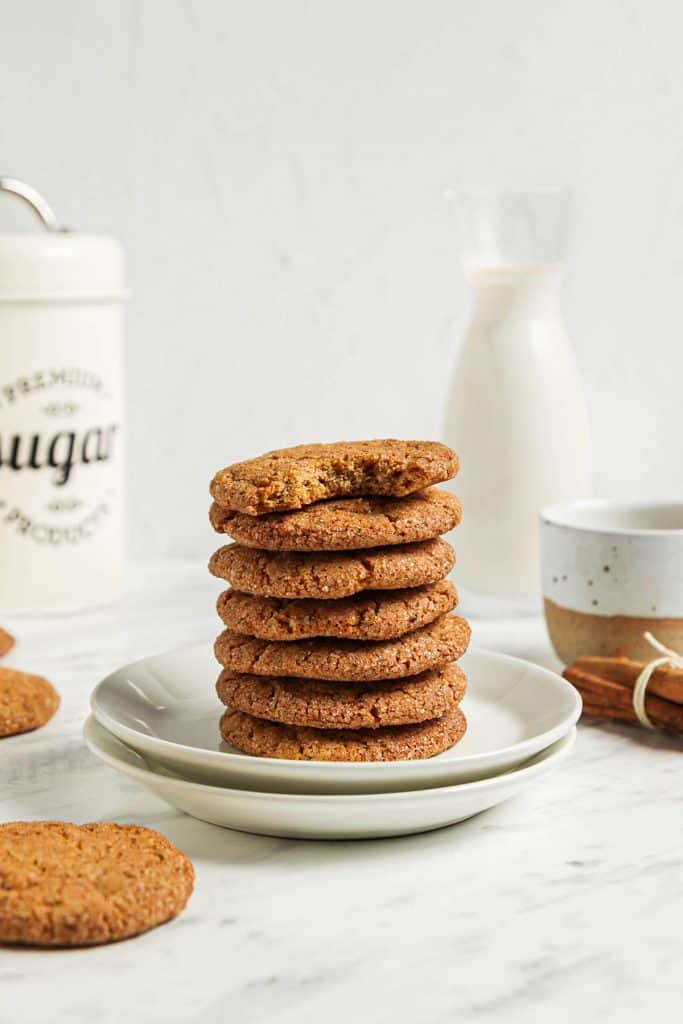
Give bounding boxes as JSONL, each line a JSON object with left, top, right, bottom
{"left": 466, "top": 264, "right": 564, "bottom": 322}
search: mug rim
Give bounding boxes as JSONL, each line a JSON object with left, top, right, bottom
{"left": 539, "top": 498, "right": 683, "bottom": 537}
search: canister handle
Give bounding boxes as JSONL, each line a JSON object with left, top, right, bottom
{"left": 0, "top": 177, "right": 62, "bottom": 231}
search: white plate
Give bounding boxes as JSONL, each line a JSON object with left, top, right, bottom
{"left": 90, "top": 644, "right": 581, "bottom": 794}
{"left": 84, "top": 716, "right": 577, "bottom": 840}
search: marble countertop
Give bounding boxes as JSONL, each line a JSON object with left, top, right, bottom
{"left": 1, "top": 561, "right": 681, "bottom": 1024}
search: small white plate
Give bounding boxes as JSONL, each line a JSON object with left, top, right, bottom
{"left": 90, "top": 645, "right": 581, "bottom": 794}
{"left": 83, "top": 717, "right": 577, "bottom": 840}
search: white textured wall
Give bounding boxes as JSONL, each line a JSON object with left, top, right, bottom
{"left": 2, "top": 0, "right": 682, "bottom": 556}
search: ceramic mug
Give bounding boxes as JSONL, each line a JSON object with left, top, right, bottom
{"left": 539, "top": 500, "right": 683, "bottom": 665}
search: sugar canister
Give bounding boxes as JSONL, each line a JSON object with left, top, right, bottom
{"left": 0, "top": 178, "right": 126, "bottom": 613}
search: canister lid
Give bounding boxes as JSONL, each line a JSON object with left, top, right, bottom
{"left": 0, "top": 178, "right": 126, "bottom": 301}
{"left": 0, "top": 233, "right": 126, "bottom": 301}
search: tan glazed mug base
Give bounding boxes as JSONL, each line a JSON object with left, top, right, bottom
{"left": 543, "top": 599, "right": 683, "bottom": 666}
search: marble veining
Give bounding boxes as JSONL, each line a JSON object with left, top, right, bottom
{"left": 0, "top": 562, "right": 681, "bottom": 1024}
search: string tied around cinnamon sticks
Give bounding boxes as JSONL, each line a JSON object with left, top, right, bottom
{"left": 633, "top": 632, "right": 683, "bottom": 729}
{"left": 563, "top": 639, "right": 683, "bottom": 735}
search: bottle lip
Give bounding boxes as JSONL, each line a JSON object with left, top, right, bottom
{"left": 452, "top": 184, "right": 569, "bottom": 199}
{"left": 464, "top": 262, "right": 564, "bottom": 280}
{"left": 0, "top": 290, "right": 130, "bottom": 304}
{"left": 449, "top": 186, "right": 569, "bottom": 268}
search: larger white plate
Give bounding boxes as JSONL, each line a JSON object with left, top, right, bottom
{"left": 90, "top": 644, "right": 581, "bottom": 794}
{"left": 84, "top": 716, "right": 577, "bottom": 840}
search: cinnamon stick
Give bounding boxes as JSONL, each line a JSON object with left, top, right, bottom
{"left": 563, "top": 665, "right": 683, "bottom": 734}
{"left": 0, "top": 628, "right": 14, "bottom": 658}
{"left": 573, "top": 655, "right": 683, "bottom": 706}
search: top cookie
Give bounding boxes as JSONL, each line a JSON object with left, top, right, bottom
{"left": 210, "top": 440, "right": 458, "bottom": 516}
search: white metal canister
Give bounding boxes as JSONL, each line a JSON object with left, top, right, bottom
{"left": 0, "top": 178, "right": 126, "bottom": 613}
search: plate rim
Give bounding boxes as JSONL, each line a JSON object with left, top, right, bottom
{"left": 90, "top": 643, "right": 581, "bottom": 773}
{"left": 83, "top": 714, "right": 577, "bottom": 804}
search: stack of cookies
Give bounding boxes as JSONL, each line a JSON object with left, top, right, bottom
{"left": 208, "top": 440, "right": 470, "bottom": 762}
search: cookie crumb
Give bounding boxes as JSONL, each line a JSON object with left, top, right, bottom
{"left": 0, "top": 628, "right": 14, "bottom": 658}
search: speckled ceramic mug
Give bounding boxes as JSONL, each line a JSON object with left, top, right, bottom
{"left": 539, "top": 500, "right": 683, "bottom": 665}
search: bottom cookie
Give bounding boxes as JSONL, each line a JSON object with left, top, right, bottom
{"left": 219, "top": 703, "right": 467, "bottom": 762}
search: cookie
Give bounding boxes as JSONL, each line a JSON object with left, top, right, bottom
{"left": 215, "top": 613, "right": 471, "bottom": 682}
{"left": 0, "top": 668, "right": 60, "bottom": 738}
{"left": 210, "top": 439, "right": 458, "bottom": 515}
{"left": 209, "top": 538, "right": 456, "bottom": 599}
{"left": 0, "top": 821, "right": 194, "bottom": 947}
{"left": 220, "top": 703, "right": 467, "bottom": 761}
{"left": 0, "top": 628, "right": 14, "bottom": 657}
{"left": 216, "top": 662, "right": 467, "bottom": 729}
{"left": 216, "top": 580, "right": 458, "bottom": 641}
{"left": 210, "top": 488, "right": 462, "bottom": 551}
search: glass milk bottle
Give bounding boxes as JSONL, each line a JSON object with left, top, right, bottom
{"left": 0, "top": 178, "right": 126, "bottom": 614}
{"left": 444, "top": 187, "right": 591, "bottom": 606}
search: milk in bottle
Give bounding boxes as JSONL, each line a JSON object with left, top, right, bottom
{"left": 444, "top": 187, "right": 591, "bottom": 601}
